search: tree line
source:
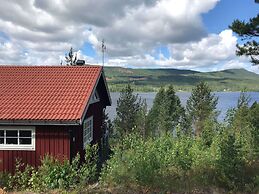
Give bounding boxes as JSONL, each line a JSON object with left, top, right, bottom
{"left": 114, "top": 82, "right": 222, "bottom": 138}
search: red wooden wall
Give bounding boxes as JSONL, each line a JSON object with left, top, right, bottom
{"left": 0, "top": 126, "right": 70, "bottom": 173}
{"left": 71, "top": 101, "right": 104, "bottom": 160}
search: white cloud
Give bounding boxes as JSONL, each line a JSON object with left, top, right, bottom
{"left": 168, "top": 29, "right": 238, "bottom": 67}
{"left": 0, "top": 0, "right": 255, "bottom": 73}
{"left": 103, "top": 29, "right": 252, "bottom": 72}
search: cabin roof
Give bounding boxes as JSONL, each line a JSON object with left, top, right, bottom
{"left": 0, "top": 65, "right": 110, "bottom": 125}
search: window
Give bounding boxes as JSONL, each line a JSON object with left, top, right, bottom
{"left": 83, "top": 116, "right": 93, "bottom": 148}
{"left": 90, "top": 90, "right": 100, "bottom": 104}
{"left": 0, "top": 126, "right": 35, "bottom": 150}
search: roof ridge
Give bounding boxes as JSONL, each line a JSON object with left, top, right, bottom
{"left": 0, "top": 64, "right": 102, "bottom": 68}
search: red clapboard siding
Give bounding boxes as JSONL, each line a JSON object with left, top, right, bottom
{"left": 86, "top": 101, "right": 104, "bottom": 143}
{"left": 70, "top": 101, "right": 104, "bottom": 160}
{"left": 0, "top": 126, "right": 70, "bottom": 173}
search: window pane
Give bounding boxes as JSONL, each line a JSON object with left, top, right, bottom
{"left": 20, "top": 130, "right": 31, "bottom": 137}
{"left": 6, "top": 130, "right": 18, "bottom": 137}
{"left": 0, "top": 138, "right": 3, "bottom": 144}
{"left": 19, "top": 138, "right": 31, "bottom": 145}
{"left": 6, "top": 138, "right": 18, "bottom": 144}
{"left": 0, "top": 130, "right": 4, "bottom": 137}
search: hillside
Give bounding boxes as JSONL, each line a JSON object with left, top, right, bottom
{"left": 104, "top": 67, "right": 259, "bottom": 92}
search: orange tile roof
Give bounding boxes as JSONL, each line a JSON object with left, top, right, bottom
{"left": 0, "top": 66, "right": 103, "bottom": 123}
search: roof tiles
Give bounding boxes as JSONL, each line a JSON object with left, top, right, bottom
{"left": 0, "top": 66, "right": 102, "bottom": 122}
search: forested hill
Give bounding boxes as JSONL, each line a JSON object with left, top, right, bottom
{"left": 103, "top": 67, "right": 259, "bottom": 92}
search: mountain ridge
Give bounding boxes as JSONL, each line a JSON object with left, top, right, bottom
{"left": 103, "top": 67, "right": 259, "bottom": 92}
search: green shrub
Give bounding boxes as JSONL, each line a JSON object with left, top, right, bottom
{"left": 8, "top": 158, "right": 34, "bottom": 191}
{"left": 0, "top": 171, "right": 10, "bottom": 188}
{"left": 101, "top": 131, "right": 259, "bottom": 193}
{"left": 37, "top": 155, "right": 79, "bottom": 190}
{"left": 102, "top": 134, "right": 195, "bottom": 192}
{"left": 6, "top": 144, "right": 98, "bottom": 192}
{"left": 78, "top": 144, "right": 98, "bottom": 184}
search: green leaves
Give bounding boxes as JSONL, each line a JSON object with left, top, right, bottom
{"left": 5, "top": 145, "right": 98, "bottom": 192}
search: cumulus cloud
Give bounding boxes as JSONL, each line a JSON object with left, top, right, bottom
{"left": 168, "top": 29, "right": 238, "bottom": 67}
{"left": 104, "top": 29, "right": 251, "bottom": 71}
{"left": 0, "top": 0, "right": 254, "bottom": 73}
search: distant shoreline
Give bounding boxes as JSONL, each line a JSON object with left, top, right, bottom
{"left": 104, "top": 67, "right": 259, "bottom": 92}
{"left": 108, "top": 85, "right": 259, "bottom": 93}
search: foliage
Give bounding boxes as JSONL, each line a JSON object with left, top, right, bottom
{"left": 65, "top": 47, "right": 78, "bottom": 66}
{"left": 186, "top": 81, "right": 218, "bottom": 136}
{"left": 146, "top": 87, "right": 166, "bottom": 136}
{"left": 6, "top": 144, "right": 98, "bottom": 192}
{"left": 250, "top": 102, "right": 259, "bottom": 152}
{"left": 8, "top": 159, "right": 34, "bottom": 191}
{"left": 79, "top": 144, "right": 98, "bottom": 184}
{"left": 147, "top": 85, "right": 187, "bottom": 136}
{"left": 102, "top": 123, "right": 259, "bottom": 192}
{"left": 37, "top": 155, "right": 80, "bottom": 189}
{"left": 0, "top": 171, "right": 10, "bottom": 188}
{"left": 114, "top": 84, "right": 147, "bottom": 136}
{"left": 250, "top": 101, "right": 259, "bottom": 129}
{"left": 215, "top": 130, "right": 247, "bottom": 190}
{"left": 229, "top": 14, "right": 259, "bottom": 65}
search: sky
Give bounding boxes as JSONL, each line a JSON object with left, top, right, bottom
{"left": 0, "top": 0, "right": 258, "bottom": 73}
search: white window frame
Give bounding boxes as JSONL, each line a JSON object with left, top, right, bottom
{"left": 90, "top": 90, "right": 100, "bottom": 104}
{"left": 0, "top": 126, "right": 35, "bottom": 151}
{"left": 83, "top": 116, "right": 93, "bottom": 149}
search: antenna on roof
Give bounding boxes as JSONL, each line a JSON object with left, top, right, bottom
{"left": 101, "top": 39, "right": 106, "bottom": 66}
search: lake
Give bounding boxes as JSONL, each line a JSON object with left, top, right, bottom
{"left": 106, "top": 92, "right": 259, "bottom": 121}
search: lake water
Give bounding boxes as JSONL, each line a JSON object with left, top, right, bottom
{"left": 106, "top": 92, "right": 259, "bottom": 122}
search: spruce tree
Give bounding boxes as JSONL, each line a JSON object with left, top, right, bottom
{"left": 146, "top": 87, "right": 166, "bottom": 136}
{"left": 114, "top": 84, "right": 143, "bottom": 136}
{"left": 166, "top": 85, "right": 185, "bottom": 130}
{"left": 147, "top": 85, "right": 185, "bottom": 135}
{"left": 229, "top": 14, "right": 259, "bottom": 65}
{"left": 186, "top": 81, "right": 218, "bottom": 136}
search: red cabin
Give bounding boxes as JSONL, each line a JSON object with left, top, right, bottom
{"left": 0, "top": 65, "right": 111, "bottom": 173}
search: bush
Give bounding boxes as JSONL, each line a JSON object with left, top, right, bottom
{"left": 102, "top": 134, "right": 195, "bottom": 192}
{"left": 0, "top": 171, "right": 9, "bottom": 188}
{"left": 8, "top": 158, "right": 34, "bottom": 191}
{"left": 6, "top": 144, "right": 98, "bottom": 192}
{"left": 101, "top": 131, "right": 259, "bottom": 193}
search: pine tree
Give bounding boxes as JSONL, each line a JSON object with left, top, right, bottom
{"left": 114, "top": 84, "right": 143, "bottom": 136}
{"left": 229, "top": 14, "right": 259, "bottom": 65}
{"left": 186, "top": 82, "right": 218, "bottom": 136}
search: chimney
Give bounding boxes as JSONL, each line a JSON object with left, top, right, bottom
{"left": 76, "top": 60, "right": 85, "bottom": 66}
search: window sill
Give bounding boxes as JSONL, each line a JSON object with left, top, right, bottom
{"left": 0, "top": 145, "right": 35, "bottom": 151}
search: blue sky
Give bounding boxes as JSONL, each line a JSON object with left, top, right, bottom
{"left": 203, "top": 0, "right": 258, "bottom": 34}
{"left": 0, "top": 0, "right": 258, "bottom": 73}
